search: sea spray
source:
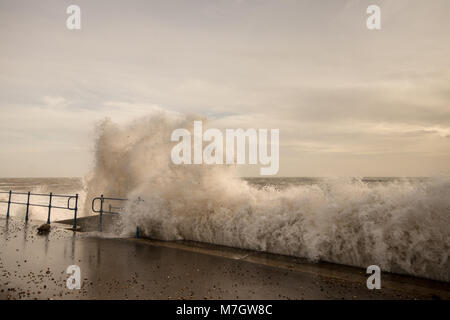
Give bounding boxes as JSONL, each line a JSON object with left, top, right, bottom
{"left": 84, "top": 112, "right": 450, "bottom": 282}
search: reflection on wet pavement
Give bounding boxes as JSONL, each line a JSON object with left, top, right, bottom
{"left": 0, "top": 217, "right": 449, "bottom": 300}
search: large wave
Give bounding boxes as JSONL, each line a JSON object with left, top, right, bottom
{"left": 84, "top": 112, "right": 450, "bottom": 282}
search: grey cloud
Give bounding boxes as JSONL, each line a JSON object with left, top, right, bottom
{"left": 1, "top": 0, "right": 450, "bottom": 176}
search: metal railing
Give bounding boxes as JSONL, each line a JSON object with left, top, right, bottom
{"left": 0, "top": 190, "right": 79, "bottom": 229}
{"left": 92, "top": 195, "right": 140, "bottom": 238}
{"left": 1, "top": 190, "right": 140, "bottom": 238}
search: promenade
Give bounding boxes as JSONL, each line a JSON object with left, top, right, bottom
{"left": 0, "top": 217, "right": 448, "bottom": 300}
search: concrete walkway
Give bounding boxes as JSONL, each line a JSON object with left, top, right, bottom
{"left": 0, "top": 217, "right": 449, "bottom": 300}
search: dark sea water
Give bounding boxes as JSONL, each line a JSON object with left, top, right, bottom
{"left": 0, "top": 177, "right": 83, "bottom": 194}
{"left": 244, "top": 177, "right": 428, "bottom": 189}
{"left": 0, "top": 176, "right": 427, "bottom": 195}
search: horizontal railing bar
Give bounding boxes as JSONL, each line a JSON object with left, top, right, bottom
{"left": 0, "top": 191, "right": 75, "bottom": 198}
{"left": 97, "top": 210, "right": 121, "bottom": 214}
{"left": 48, "top": 205, "right": 76, "bottom": 210}
{"left": 3, "top": 201, "right": 48, "bottom": 207}
{"left": 92, "top": 196, "right": 129, "bottom": 215}
{"left": 93, "top": 197, "right": 129, "bottom": 201}
{"left": 0, "top": 200, "right": 76, "bottom": 210}
{"left": 0, "top": 191, "right": 27, "bottom": 195}
{"left": 30, "top": 193, "right": 74, "bottom": 198}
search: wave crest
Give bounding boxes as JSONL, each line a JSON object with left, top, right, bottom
{"left": 85, "top": 113, "right": 450, "bottom": 282}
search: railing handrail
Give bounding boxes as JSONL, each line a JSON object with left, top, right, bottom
{"left": 91, "top": 195, "right": 140, "bottom": 238}
{"left": 91, "top": 195, "right": 128, "bottom": 215}
{"left": 0, "top": 201, "right": 74, "bottom": 210}
{"left": 1, "top": 190, "right": 79, "bottom": 228}
{"left": 0, "top": 190, "right": 76, "bottom": 198}
{"left": 1, "top": 190, "right": 138, "bottom": 238}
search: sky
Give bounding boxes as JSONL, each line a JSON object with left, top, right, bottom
{"left": 0, "top": 0, "right": 449, "bottom": 177}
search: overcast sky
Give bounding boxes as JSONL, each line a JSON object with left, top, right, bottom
{"left": 0, "top": 0, "right": 449, "bottom": 177}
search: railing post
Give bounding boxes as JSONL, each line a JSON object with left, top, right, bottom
{"left": 6, "top": 190, "right": 11, "bottom": 218}
{"left": 47, "top": 192, "right": 53, "bottom": 224}
{"left": 136, "top": 227, "right": 139, "bottom": 238}
{"left": 25, "top": 191, "right": 30, "bottom": 221}
{"left": 73, "top": 194, "right": 79, "bottom": 230}
{"left": 98, "top": 194, "right": 104, "bottom": 232}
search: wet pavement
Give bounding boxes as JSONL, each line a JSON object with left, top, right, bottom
{"left": 0, "top": 217, "right": 449, "bottom": 300}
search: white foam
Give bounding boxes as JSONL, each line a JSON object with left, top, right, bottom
{"left": 84, "top": 112, "right": 450, "bottom": 282}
